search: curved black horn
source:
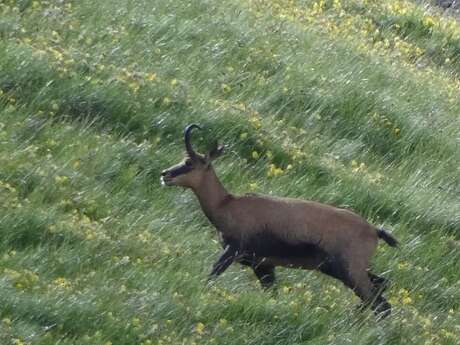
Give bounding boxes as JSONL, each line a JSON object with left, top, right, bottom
{"left": 184, "top": 124, "right": 202, "bottom": 157}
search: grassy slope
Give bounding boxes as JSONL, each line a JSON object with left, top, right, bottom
{"left": 0, "top": 0, "right": 459, "bottom": 344}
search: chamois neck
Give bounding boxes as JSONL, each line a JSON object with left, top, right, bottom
{"left": 192, "top": 167, "right": 229, "bottom": 218}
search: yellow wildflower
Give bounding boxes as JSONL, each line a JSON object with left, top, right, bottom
{"left": 128, "top": 82, "right": 140, "bottom": 93}
{"left": 54, "top": 175, "right": 69, "bottom": 184}
{"left": 282, "top": 286, "right": 291, "bottom": 293}
{"left": 146, "top": 73, "right": 157, "bottom": 81}
{"left": 52, "top": 277, "right": 72, "bottom": 290}
{"left": 267, "top": 164, "right": 284, "bottom": 177}
{"left": 351, "top": 160, "right": 366, "bottom": 173}
{"left": 266, "top": 151, "right": 273, "bottom": 160}
{"left": 422, "top": 16, "right": 435, "bottom": 28}
{"left": 221, "top": 83, "right": 231, "bottom": 93}
{"left": 440, "top": 329, "right": 456, "bottom": 339}
{"left": 402, "top": 296, "right": 412, "bottom": 305}
{"left": 249, "top": 117, "right": 262, "bottom": 130}
{"left": 195, "top": 322, "right": 205, "bottom": 335}
{"left": 398, "top": 261, "right": 410, "bottom": 270}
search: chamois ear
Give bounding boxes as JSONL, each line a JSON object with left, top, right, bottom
{"left": 207, "top": 141, "right": 225, "bottom": 161}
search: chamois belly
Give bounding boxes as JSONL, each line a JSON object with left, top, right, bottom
{"left": 240, "top": 232, "right": 328, "bottom": 270}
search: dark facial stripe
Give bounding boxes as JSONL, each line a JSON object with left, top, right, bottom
{"left": 169, "top": 164, "right": 193, "bottom": 177}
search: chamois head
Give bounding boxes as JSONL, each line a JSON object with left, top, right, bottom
{"left": 160, "top": 124, "right": 224, "bottom": 188}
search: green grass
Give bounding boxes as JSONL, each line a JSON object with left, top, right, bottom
{"left": 0, "top": 0, "right": 459, "bottom": 344}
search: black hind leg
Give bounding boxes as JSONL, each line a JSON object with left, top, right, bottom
{"left": 367, "top": 272, "right": 392, "bottom": 318}
{"left": 368, "top": 272, "right": 389, "bottom": 294}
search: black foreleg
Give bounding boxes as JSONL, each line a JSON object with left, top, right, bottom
{"left": 238, "top": 257, "right": 276, "bottom": 289}
{"left": 253, "top": 264, "right": 276, "bottom": 289}
{"left": 208, "top": 245, "right": 238, "bottom": 280}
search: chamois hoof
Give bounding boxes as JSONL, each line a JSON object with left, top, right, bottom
{"left": 259, "top": 278, "right": 275, "bottom": 290}
{"left": 355, "top": 298, "right": 391, "bottom": 319}
{"left": 206, "top": 276, "right": 218, "bottom": 288}
{"left": 355, "top": 302, "right": 369, "bottom": 313}
{"left": 373, "top": 300, "right": 392, "bottom": 319}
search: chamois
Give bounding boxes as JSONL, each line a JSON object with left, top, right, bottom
{"left": 161, "top": 124, "right": 398, "bottom": 316}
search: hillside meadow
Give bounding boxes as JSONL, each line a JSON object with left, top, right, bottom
{"left": 0, "top": 0, "right": 459, "bottom": 344}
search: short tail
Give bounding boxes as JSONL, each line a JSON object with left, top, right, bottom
{"left": 377, "top": 228, "right": 398, "bottom": 247}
